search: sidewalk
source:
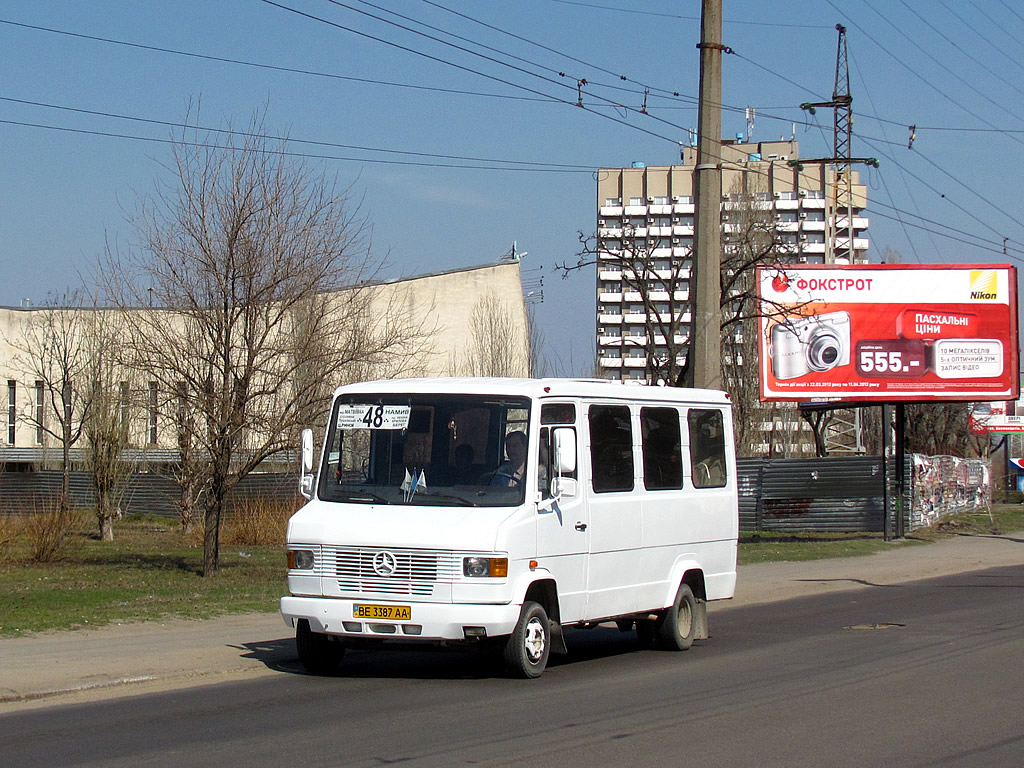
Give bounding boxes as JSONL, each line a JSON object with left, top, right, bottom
{"left": 2, "top": 532, "right": 1021, "bottom": 711}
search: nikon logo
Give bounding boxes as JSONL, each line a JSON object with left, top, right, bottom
{"left": 969, "top": 270, "right": 1000, "bottom": 301}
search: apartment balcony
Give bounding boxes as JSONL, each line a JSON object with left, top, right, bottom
{"left": 600, "top": 205, "right": 624, "bottom": 217}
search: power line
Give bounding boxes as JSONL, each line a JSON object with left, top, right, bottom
{"left": 260, "top": 0, "right": 685, "bottom": 145}
{"left": 0, "top": 17, "right": 552, "bottom": 104}
{"left": 900, "top": 0, "right": 1024, "bottom": 102}
{"left": 545, "top": 0, "right": 832, "bottom": 29}
{"left": 0, "top": 116, "right": 592, "bottom": 173}
{"left": 0, "top": 95, "right": 594, "bottom": 169}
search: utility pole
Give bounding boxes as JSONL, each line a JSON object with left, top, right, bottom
{"left": 788, "top": 23, "right": 878, "bottom": 455}
{"left": 792, "top": 25, "right": 878, "bottom": 265}
{"left": 687, "top": 0, "right": 723, "bottom": 390}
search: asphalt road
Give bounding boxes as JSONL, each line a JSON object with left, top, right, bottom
{"left": 2, "top": 563, "right": 1021, "bottom": 767}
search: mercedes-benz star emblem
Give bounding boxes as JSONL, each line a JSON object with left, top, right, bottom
{"left": 372, "top": 551, "right": 399, "bottom": 577}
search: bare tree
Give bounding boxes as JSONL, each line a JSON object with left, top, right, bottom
{"left": 80, "top": 307, "right": 134, "bottom": 541}
{"left": 526, "top": 304, "right": 546, "bottom": 377}
{"left": 104, "top": 109, "right": 426, "bottom": 575}
{"left": 4, "top": 292, "right": 91, "bottom": 517}
{"left": 720, "top": 177, "right": 814, "bottom": 457}
{"left": 558, "top": 231, "right": 691, "bottom": 384}
{"left": 450, "top": 293, "right": 530, "bottom": 377}
{"left": 557, "top": 176, "right": 805, "bottom": 399}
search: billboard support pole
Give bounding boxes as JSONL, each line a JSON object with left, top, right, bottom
{"left": 882, "top": 404, "right": 891, "bottom": 541}
{"left": 894, "top": 403, "right": 906, "bottom": 539}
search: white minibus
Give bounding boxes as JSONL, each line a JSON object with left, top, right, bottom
{"left": 281, "top": 377, "right": 738, "bottom": 678}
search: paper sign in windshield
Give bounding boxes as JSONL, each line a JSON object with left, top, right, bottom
{"left": 337, "top": 405, "right": 411, "bottom": 430}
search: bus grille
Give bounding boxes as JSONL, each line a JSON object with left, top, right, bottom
{"left": 321, "top": 546, "right": 461, "bottom": 596}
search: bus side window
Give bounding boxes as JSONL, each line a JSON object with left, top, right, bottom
{"left": 589, "top": 404, "right": 634, "bottom": 493}
{"left": 539, "top": 403, "right": 577, "bottom": 498}
{"left": 688, "top": 409, "right": 727, "bottom": 488}
{"left": 641, "top": 406, "right": 683, "bottom": 490}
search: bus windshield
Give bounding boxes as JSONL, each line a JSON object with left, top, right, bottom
{"left": 318, "top": 393, "right": 531, "bottom": 507}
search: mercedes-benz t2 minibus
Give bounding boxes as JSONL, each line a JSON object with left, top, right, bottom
{"left": 281, "top": 377, "right": 738, "bottom": 678}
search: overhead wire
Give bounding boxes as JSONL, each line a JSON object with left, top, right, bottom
{"left": 3, "top": 2, "right": 1019, "bottom": 264}
{"left": 949, "top": 0, "right": 1024, "bottom": 75}
{"left": 0, "top": 18, "right": 554, "bottom": 104}
{"left": 545, "top": 0, "right": 833, "bottom": 29}
{"left": 0, "top": 95, "right": 595, "bottom": 169}
{"left": 899, "top": 0, "right": 1024, "bottom": 102}
{"left": 0, "top": 115, "right": 592, "bottom": 173}
{"left": 260, "top": 0, "right": 686, "bottom": 145}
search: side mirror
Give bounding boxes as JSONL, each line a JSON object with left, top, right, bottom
{"left": 553, "top": 427, "right": 577, "bottom": 474}
{"left": 299, "top": 428, "right": 315, "bottom": 500}
{"left": 551, "top": 476, "right": 578, "bottom": 499}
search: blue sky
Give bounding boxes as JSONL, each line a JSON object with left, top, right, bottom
{"left": 3, "top": 1, "right": 1023, "bottom": 375}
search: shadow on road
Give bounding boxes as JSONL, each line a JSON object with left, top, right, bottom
{"left": 231, "top": 625, "right": 659, "bottom": 680}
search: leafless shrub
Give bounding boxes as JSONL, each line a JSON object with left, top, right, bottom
{"left": 223, "top": 495, "right": 298, "bottom": 547}
{"left": 22, "top": 502, "right": 83, "bottom": 563}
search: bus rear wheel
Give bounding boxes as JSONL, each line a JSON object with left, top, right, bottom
{"left": 657, "top": 583, "right": 697, "bottom": 651}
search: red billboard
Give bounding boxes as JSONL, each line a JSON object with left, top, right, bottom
{"left": 757, "top": 264, "right": 1019, "bottom": 403}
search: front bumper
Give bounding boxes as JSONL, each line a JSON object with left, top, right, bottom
{"left": 280, "top": 596, "right": 521, "bottom": 641}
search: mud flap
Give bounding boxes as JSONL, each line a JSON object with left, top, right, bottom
{"left": 550, "top": 619, "right": 569, "bottom": 655}
{"left": 694, "top": 598, "right": 709, "bottom": 641}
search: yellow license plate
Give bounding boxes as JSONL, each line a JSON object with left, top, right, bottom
{"left": 353, "top": 604, "right": 411, "bottom": 621}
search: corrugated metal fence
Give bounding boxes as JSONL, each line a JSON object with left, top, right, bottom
{"left": 2, "top": 455, "right": 989, "bottom": 534}
{"left": 0, "top": 471, "right": 300, "bottom": 518}
{"left": 737, "top": 454, "right": 989, "bottom": 534}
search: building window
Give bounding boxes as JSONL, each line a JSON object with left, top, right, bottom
{"left": 628, "top": 197, "right": 644, "bottom": 206}
{"left": 119, "top": 382, "right": 130, "bottom": 429}
{"left": 604, "top": 197, "right": 622, "bottom": 206}
{"left": 34, "top": 381, "right": 43, "bottom": 445}
{"left": 652, "top": 196, "right": 671, "bottom": 205}
{"left": 674, "top": 195, "right": 694, "bottom": 204}
{"left": 6, "top": 380, "right": 15, "bottom": 445}
{"left": 148, "top": 382, "right": 158, "bottom": 445}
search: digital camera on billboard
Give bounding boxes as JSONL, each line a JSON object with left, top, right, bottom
{"left": 770, "top": 311, "right": 852, "bottom": 380}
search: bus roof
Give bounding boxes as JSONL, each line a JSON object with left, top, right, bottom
{"left": 332, "top": 377, "right": 731, "bottom": 405}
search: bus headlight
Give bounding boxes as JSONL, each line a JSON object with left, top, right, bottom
{"left": 288, "top": 549, "right": 315, "bottom": 570}
{"left": 463, "top": 557, "right": 508, "bottom": 577}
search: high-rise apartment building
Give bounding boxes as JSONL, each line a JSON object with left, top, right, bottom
{"left": 595, "top": 139, "right": 869, "bottom": 382}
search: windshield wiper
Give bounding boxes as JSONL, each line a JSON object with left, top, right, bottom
{"left": 336, "top": 490, "right": 389, "bottom": 504}
{"left": 409, "top": 495, "right": 477, "bottom": 507}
